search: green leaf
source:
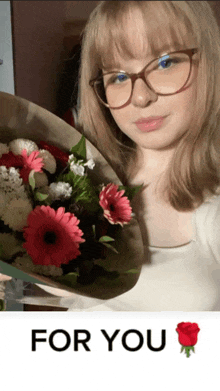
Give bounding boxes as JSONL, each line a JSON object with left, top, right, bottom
{"left": 28, "top": 169, "right": 35, "bottom": 190}
{"left": 35, "top": 192, "right": 49, "bottom": 201}
{"left": 102, "top": 242, "right": 119, "bottom": 254}
{"left": 118, "top": 184, "right": 143, "bottom": 202}
{"left": 70, "top": 135, "right": 86, "bottom": 160}
{"left": 99, "top": 236, "right": 115, "bottom": 243}
{"left": 55, "top": 272, "right": 79, "bottom": 288}
{"left": 180, "top": 346, "right": 184, "bottom": 353}
{"left": 124, "top": 268, "right": 140, "bottom": 274}
{"left": 58, "top": 171, "right": 100, "bottom": 214}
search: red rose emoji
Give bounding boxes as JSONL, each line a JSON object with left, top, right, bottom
{"left": 176, "top": 322, "right": 200, "bottom": 358}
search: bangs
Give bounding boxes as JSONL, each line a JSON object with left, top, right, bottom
{"left": 93, "top": 1, "right": 199, "bottom": 69}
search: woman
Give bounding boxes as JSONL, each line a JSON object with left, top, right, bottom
{"left": 69, "top": 1, "right": 220, "bottom": 311}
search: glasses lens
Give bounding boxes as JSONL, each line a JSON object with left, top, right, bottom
{"left": 146, "top": 53, "right": 191, "bottom": 94}
{"left": 96, "top": 72, "right": 132, "bottom": 108}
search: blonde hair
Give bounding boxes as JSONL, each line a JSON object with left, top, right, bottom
{"left": 78, "top": 1, "right": 220, "bottom": 210}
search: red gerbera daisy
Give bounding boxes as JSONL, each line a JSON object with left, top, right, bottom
{"left": 38, "top": 141, "right": 69, "bottom": 167}
{"left": 23, "top": 206, "right": 85, "bottom": 267}
{"left": 19, "top": 149, "right": 44, "bottom": 182}
{"left": 99, "top": 183, "right": 132, "bottom": 226}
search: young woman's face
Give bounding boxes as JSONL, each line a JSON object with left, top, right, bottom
{"left": 106, "top": 41, "right": 198, "bottom": 152}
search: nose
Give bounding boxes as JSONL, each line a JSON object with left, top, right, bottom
{"left": 131, "top": 78, "right": 158, "bottom": 108}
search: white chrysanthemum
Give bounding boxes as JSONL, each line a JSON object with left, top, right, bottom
{"left": 48, "top": 182, "right": 72, "bottom": 201}
{"left": 34, "top": 264, "right": 63, "bottom": 277}
{"left": 0, "top": 166, "right": 28, "bottom": 201}
{"left": 0, "top": 233, "right": 23, "bottom": 260}
{"left": 0, "top": 143, "right": 9, "bottom": 158}
{"left": 0, "top": 166, "right": 9, "bottom": 180}
{"left": 8, "top": 167, "right": 23, "bottom": 187}
{"left": 13, "top": 254, "right": 63, "bottom": 276}
{"left": 34, "top": 172, "right": 48, "bottom": 188}
{"left": 9, "top": 138, "right": 38, "bottom": 156}
{"left": 70, "top": 161, "right": 85, "bottom": 176}
{"left": 38, "top": 149, "right": 56, "bottom": 174}
{"left": 2, "top": 198, "right": 33, "bottom": 231}
{"left": 84, "top": 158, "right": 95, "bottom": 170}
{"left": 12, "top": 253, "right": 36, "bottom": 272}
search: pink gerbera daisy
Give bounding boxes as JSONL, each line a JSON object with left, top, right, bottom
{"left": 19, "top": 149, "right": 44, "bottom": 182}
{"left": 23, "top": 206, "right": 85, "bottom": 267}
{"left": 99, "top": 183, "right": 132, "bottom": 226}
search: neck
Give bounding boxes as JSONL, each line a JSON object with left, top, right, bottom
{"left": 130, "top": 146, "right": 175, "bottom": 185}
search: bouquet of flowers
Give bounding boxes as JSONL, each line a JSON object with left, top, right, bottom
{"left": 0, "top": 135, "right": 141, "bottom": 293}
{"left": 0, "top": 91, "right": 144, "bottom": 305}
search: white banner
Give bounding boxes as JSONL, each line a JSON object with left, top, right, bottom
{"left": 0, "top": 312, "right": 219, "bottom": 390}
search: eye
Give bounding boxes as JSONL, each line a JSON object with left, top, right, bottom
{"left": 158, "top": 55, "right": 174, "bottom": 69}
{"left": 157, "top": 54, "right": 182, "bottom": 71}
{"left": 108, "top": 72, "right": 129, "bottom": 84}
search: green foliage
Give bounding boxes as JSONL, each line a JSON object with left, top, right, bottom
{"left": 101, "top": 242, "right": 119, "bottom": 254}
{"left": 58, "top": 171, "right": 100, "bottom": 214}
{"left": 28, "top": 169, "right": 36, "bottom": 190}
{"left": 124, "top": 268, "right": 140, "bottom": 274}
{"left": 99, "top": 236, "right": 115, "bottom": 243}
{"left": 118, "top": 184, "right": 143, "bottom": 202}
{"left": 34, "top": 192, "right": 49, "bottom": 202}
{"left": 55, "top": 272, "right": 79, "bottom": 288}
{"left": 69, "top": 135, "right": 86, "bottom": 160}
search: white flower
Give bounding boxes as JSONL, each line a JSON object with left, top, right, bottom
{"left": 84, "top": 158, "right": 95, "bottom": 170}
{"left": 0, "top": 143, "right": 9, "bottom": 158}
{"left": 38, "top": 149, "right": 56, "bottom": 174}
{"left": 70, "top": 161, "right": 85, "bottom": 176}
{"left": 48, "top": 182, "right": 72, "bottom": 201}
{"left": 0, "top": 166, "right": 9, "bottom": 180}
{"left": 68, "top": 154, "right": 75, "bottom": 162}
{"left": 0, "top": 166, "right": 28, "bottom": 201}
{"left": 13, "top": 254, "right": 63, "bottom": 276}
{"left": 9, "top": 138, "right": 38, "bottom": 156}
{"left": 2, "top": 198, "right": 33, "bottom": 231}
{"left": 12, "top": 253, "right": 35, "bottom": 271}
{"left": 7, "top": 167, "right": 23, "bottom": 187}
{"left": 33, "top": 264, "right": 63, "bottom": 277}
{"left": 34, "top": 172, "right": 48, "bottom": 188}
{"left": 0, "top": 233, "right": 23, "bottom": 260}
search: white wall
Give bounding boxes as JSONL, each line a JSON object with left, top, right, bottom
{"left": 0, "top": 1, "right": 15, "bottom": 94}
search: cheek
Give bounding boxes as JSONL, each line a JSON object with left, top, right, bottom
{"left": 168, "top": 84, "right": 197, "bottom": 121}
{"left": 109, "top": 108, "right": 131, "bottom": 131}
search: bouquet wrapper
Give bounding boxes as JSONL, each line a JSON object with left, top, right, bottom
{"left": 0, "top": 92, "right": 144, "bottom": 308}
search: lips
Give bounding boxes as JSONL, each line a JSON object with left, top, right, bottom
{"left": 135, "top": 116, "right": 165, "bottom": 132}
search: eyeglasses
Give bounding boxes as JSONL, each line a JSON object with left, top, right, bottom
{"left": 90, "top": 48, "right": 198, "bottom": 109}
